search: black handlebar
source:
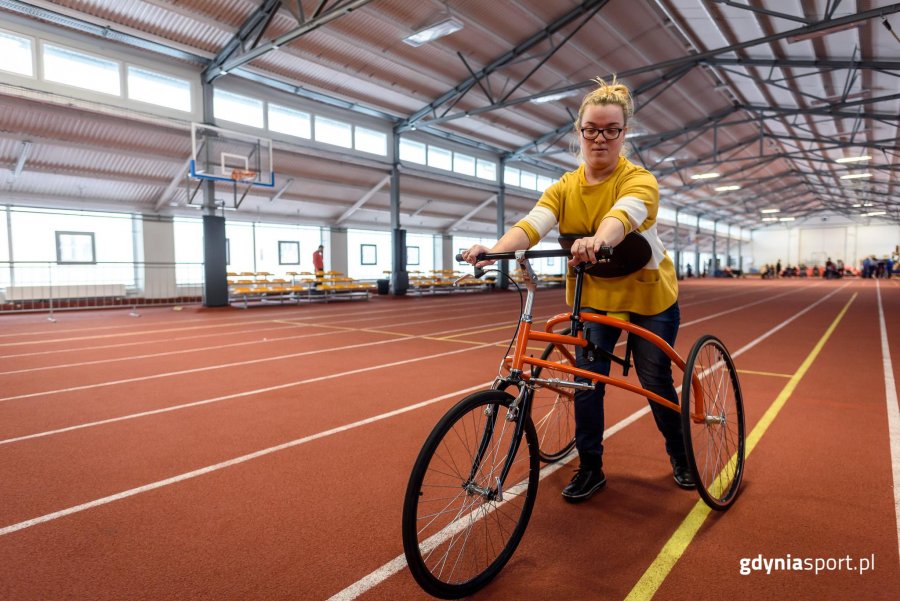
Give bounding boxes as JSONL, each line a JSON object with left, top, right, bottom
{"left": 456, "top": 247, "right": 613, "bottom": 263}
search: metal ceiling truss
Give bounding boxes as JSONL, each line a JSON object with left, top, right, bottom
{"left": 419, "top": 5, "right": 900, "bottom": 139}
{"left": 396, "top": 0, "right": 610, "bottom": 133}
{"left": 204, "top": 0, "right": 374, "bottom": 82}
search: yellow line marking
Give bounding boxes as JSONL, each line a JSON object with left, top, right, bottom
{"left": 736, "top": 368, "right": 792, "bottom": 379}
{"left": 624, "top": 292, "right": 857, "bottom": 601}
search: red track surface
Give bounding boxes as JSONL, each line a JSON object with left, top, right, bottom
{"left": 1, "top": 278, "right": 898, "bottom": 600}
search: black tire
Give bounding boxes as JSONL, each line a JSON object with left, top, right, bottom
{"left": 402, "top": 389, "right": 540, "bottom": 599}
{"left": 531, "top": 328, "right": 577, "bottom": 462}
{"left": 681, "top": 335, "right": 745, "bottom": 510}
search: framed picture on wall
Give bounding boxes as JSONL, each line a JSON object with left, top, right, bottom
{"left": 56, "top": 231, "right": 96, "bottom": 264}
{"left": 361, "top": 244, "right": 377, "bottom": 265}
{"left": 279, "top": 241, "right": 300, "bottom": 265}
{"left": 407, "top": 245, "right": 419, "bottom": 266}
{"left": 457, "top": 248, "right": 467, "bottom": 266}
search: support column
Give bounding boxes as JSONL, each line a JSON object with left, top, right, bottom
{"left": 673, "top": 207, "right": 681, "bottom": 279}
{"left": 438, "top": 234, "right": 454, "bottom": 272}
{"left": 137, "top": 215, "right": 177, "bottom": 299}
{"left": 711, "top": 219, "right": 718, "bottom": 277}
{"left": 726, "top": 223, "right": 732, "bottom": 269}
{"left": 200, "top": 80, "right": 228, "bottom": 307}
{"left": 328, "top": 227, "right": 348, "bottom": 275}
{"left": 497, "top": 158, "right": 509, "bottom": 289}
{"left": 389, "top": 150, "right": 407, "bottom": 294}
{"left": 694, "top": 214, "right": 701, "bottom": 277}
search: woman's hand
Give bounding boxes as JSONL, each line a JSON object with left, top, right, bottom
{"left": 462, "top": 244, "right": 495, "bottom": 268}
{"left": 567, "top": 235, "right": 607, "bottom": 267}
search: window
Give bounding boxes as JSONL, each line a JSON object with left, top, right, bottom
{"left": 315, "top": 116, "right": 352, "bottom": 148}
{"left": 399, "top": 138, "right": 427, "bottom": 164}
{"left": 537, "top": 175, "right": 554, "bottom": 192}
{"left": 56, "top": 231, "right": 96, "bottom": 264}
{"left": 360, "top": 244, "right": 377, "bottom": 265}
{"left": 213, "top": 89, "right": 264, "bottom": 128}
{"left": 269, "top": 103, "right": 311, "bottom": 138}
{"left": 127, "top": 66, "right": 191, "bottom": 112}
{"left": 407, "top": 245, "right": 419, "bottom": 266}
{"left": 504, "top": 166, "right": 520, "bottom": 187}
{"left": 0, "top": 30, "right": 33, "bottom": 77}
{"left": 476, "top": 158, "right": 497, "bottom": 181}
{"left": 355, "top": 126, "right": 387, "bottom": 155}
{"left": 520, "top": 170, "right": 537, "bottom": 190}
{"left": 428, "top": 145, "right": 453, "bottom": 171}
{"left": 43, "top": 43, "right": 121, "bottom": 96}
{"left": 453, "top": 153, "right": 476, "bottom": 176}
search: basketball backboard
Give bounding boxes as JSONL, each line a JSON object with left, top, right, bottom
{"left": 190, "top": 123, "right": 275, "bottom": 188}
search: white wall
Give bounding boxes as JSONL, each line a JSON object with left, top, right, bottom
{"left": 750, "top": 222, "right": 899, "bottom": 270}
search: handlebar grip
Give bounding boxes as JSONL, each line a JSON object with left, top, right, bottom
{"left": 456, "top": 252, "right": 486, "bottom": 263}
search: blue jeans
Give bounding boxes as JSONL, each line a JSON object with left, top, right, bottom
{"left": 573, "top": 302, "right": 685, "bottom": 468}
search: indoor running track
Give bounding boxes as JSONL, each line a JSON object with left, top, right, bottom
{"left": 0, "top": 277, "right": 898, "bottom": 600}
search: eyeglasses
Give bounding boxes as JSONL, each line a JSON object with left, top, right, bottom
{"left": 580, "top": 127, "right": 624, "bottom": 141}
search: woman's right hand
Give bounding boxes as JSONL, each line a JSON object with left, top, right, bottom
{"left": 461, "top": 244, "right": 494, "bottom": 268}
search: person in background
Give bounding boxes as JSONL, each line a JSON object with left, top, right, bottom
{"left": 462, "top": 76, "right": 693, "bottom": 504}
{"left": 312, "top": 244, "right": 325, "bottom": 286}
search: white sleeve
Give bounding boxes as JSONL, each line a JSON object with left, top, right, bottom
{"left": 518, "top": 205, "right": 557, "bottom": 240}
{"left": 611, "top": 196, "right": 648, "bottom": 229}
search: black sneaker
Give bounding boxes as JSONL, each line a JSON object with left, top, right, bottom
{"left": 561, "top": 466, "right": 606, "bottom": 503}
{"left": 670, "top": 457, "right": 696, "bottom": 490}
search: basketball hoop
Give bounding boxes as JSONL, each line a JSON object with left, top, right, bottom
{"left": 230, "top": 169, "right": 258, "bottom": 183}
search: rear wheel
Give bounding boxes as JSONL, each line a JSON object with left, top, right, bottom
{"left": 402, "top": 389, "right": 540, "bottom": 599}
{"left": 681, "top": 335, "right": 745, "bottom": 510}
{"left": 531, "top": 329, "right": 577, "bottom": 462}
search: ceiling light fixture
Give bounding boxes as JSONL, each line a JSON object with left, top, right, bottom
{"left": 779, "top": 217, "right": 795, "bottom": 222}
{"left": 787, "top": 21, "right": 863, "bottom": 43}
{"left": 690, "top": 172, "right": 720, "bottom": 180}
{"left": 863, "top": 211, "right": 886, "bottom": 217}
{"left": 840, "top": 173, "right": 873, "bottom": 179}
{"left": 762, "top": 217, "right": 779, "bottom": 222}
{"left": 403, "top": 17, "right": 464, "bottom": 47}
{"left": 761, "top": 208, "right": 780, "bottom": 214}
{"left": 714, "top": 185, "right": 741, "bottom": 192}
{"left": 530, "top": 90, "right": 578, "bottom": 104}
{"left": 836, "top": 155, "right": 872, "bottom": 163}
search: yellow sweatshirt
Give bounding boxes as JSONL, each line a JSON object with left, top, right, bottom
{"left": 514, "top": 157, "right": 678, "bottom": 315}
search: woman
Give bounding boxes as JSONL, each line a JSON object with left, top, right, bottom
{"left": 462, "top": 77, "right": 693, "bottom": 503}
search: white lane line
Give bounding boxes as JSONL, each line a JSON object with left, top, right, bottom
{"left": 0, "top": 323, "right": 300, "bottom": 360}
{"left": 0, "top": 336, "right": 412, "bottom": 403}
{"left": 876, "top": 280, "right": 900, "bottom": 570}
{"left": 0, "top": 382, "right": 494, "bottom": 537}
{"left": 0, "top": 330, "right": 336, "bottom": 376}
{"left": 0, "top": 338, "right": 508, "bottom": 446}
{"left": 325, "top": 283, "right": 850, "bottom": 599}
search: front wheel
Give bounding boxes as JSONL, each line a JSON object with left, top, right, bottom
{"left": 681, "top": 334, "right": 745, "bottom": 510}
{"left": 402, "top": 389, "right": 540, "bottom": 599}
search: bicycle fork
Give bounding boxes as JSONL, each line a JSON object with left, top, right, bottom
{"left": 463, "top": 386, "right": 533, "bottom": 503}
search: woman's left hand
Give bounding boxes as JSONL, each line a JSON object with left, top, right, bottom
{"left": 568, "top": 235, "right": 606, "bottom": 266}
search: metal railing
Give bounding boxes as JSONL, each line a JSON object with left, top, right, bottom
{"left": 0, "top": 261, "right": 205, "bottom": 316}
